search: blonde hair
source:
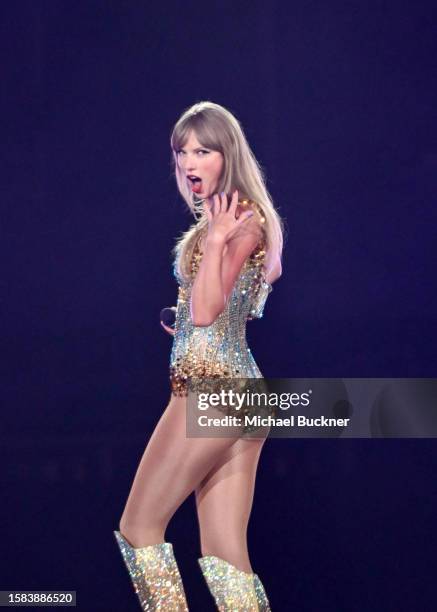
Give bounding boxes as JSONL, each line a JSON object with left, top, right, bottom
{"left": 170, "top": 101, "right": 284, "bottom": 281}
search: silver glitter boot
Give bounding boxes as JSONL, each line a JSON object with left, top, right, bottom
{"left": 198, "top": 555, "right": 271, "bottom": 611}
{"left": 114, "top": 531, "right": 189, "bottom": 611}
{"left": 253, "top": 573, "right": 272, "bottom": 611}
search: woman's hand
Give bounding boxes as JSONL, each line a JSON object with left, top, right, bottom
{"left": 160, "top": 306, "right": 176, "bottom": 336}
{"left": 204, "top": 189, "right": 254, "bottom": 246}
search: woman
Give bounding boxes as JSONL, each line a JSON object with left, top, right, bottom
{"left": 114, "top": 101, "right": 283, "bottom": 611}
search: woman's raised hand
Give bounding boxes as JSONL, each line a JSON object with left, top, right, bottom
{"left": 203, "top": 189, "right": 254, "bottom": 246}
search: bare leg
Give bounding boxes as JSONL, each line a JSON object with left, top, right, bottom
{"left": 195, "top": 436, "right": 266, "bottom": 573}
{"left": 119, "top": 394, "right": 244, "bottom": 548}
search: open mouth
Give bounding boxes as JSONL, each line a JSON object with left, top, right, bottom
{"left": 187, "top": 175, "right": 203, "bottom": 193}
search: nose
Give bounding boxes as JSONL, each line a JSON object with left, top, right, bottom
{"left": 180, "top": 153, "right": 196, "bottom": 172}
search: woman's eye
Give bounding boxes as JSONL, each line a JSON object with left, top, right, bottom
{"left": 176, "top": 149, "right": 209, "bottom": 155}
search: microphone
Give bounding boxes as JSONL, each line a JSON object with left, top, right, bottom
{"left": 160, "top": 307, "right": 176, "bottom": 328}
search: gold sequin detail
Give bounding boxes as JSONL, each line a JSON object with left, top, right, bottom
{"left": 114, "top": 531, "right": 189, "bottom": 611}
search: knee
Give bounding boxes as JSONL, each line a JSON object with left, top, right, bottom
{"left": 118, "top": 516, "right": 135, "bottom": 542}
{"left": 200, "top": 540, "right": 252, "bottom": 574}
{"left": 119, "top": 507, "right": 167, "bottom": 533}
{"left": 117, "top": 518, "right": 166, "bottom": 548}
{"left": 200, "top": 538, "right": 245, "bottom": 558}
{"left": 118, "top": 515, "right": 130, "bottom": 534}
{"left": 118, "top": 514, "right": 164, "bottom": 537}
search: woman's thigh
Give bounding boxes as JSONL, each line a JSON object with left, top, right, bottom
{"left": 120, "top": 394, "right": 244, "bottom": 533}
{"left": 194, "top": 436, "right": 267, "bottom": 559}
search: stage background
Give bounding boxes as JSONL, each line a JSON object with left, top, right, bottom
{"left": 2, "top": 1, "right": 437, "bottom": 610}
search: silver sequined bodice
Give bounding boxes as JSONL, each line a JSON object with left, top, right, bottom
{"left": 169, "top": 231, "right": 272, "bottom": 396}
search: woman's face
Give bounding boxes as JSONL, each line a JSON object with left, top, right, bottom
{"left": 176, "top": 130, "right": 224, "bottom": 198}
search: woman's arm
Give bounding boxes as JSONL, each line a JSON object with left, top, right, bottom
{"left": 190, "top": 192, "right": 261, "bottom": 326}
{"left": 190, "top": 236, "right": 226, "bottom": 327}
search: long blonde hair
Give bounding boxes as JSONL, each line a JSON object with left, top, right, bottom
{"left": 170, "top": 101, "right": 284, "bottom": 281}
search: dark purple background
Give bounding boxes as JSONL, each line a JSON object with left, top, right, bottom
{"left": 2, "top": 1, "right": 437, "bottom": 610}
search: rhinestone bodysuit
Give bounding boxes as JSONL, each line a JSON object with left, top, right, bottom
{"left": 169, "top": 202, "right": 273, "bottom": 409}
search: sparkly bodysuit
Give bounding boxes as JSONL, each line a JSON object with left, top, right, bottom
{"left": 169, "top": 205, "right": 273, "bottom": 400}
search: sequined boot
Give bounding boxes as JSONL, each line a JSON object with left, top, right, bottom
{"left": 198, "top": 555, "right": 271, "bottom": 611}
{"left": 253, "top": 573, "right": 272, "bottom": 611}
{"left": 114, "top": 531, "right": 189, "bottom": 611}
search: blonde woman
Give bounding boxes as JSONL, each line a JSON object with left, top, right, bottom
{"left": 114, "top": 101, "right": 283, "bottom": 610}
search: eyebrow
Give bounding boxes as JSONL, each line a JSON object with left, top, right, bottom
{"left": 178, "top": 146, "right": 208, "bottom": 151}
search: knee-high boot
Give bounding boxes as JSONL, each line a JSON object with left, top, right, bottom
{"left": 198, "top": 555, "right": 271, "bottom": 611}
{"left": 114, "top": 531, "right": 189, "bottom": 611}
